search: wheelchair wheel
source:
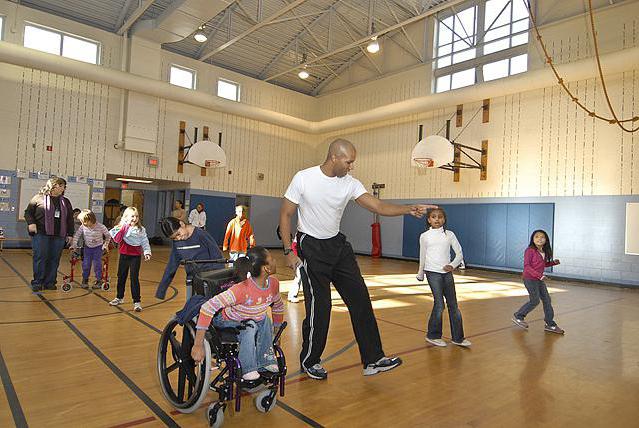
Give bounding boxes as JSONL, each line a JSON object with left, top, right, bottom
{"left": 255, "top": 389, "right": 277, "bottom": 413}
{"left": 206, "top": 402, "right": 225, "bottom": 428}
{"left": 101, "top": 281, "right": 110, "bottom": 291}
{"left": 61, "top": 282, "right": 72, "bottom": 293}
{"left": 157, "top": 316, "right": 212, "bottom": 413}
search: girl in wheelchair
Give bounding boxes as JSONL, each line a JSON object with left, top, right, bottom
{"left": 191, "top": 246, "right": 285, "bottom": 383}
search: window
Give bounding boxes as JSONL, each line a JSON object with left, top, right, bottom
{"left": 217, "top": 79, "right": 240, "bottom": 102}
{"left": 483, "top": 0, "right": 529, "bottom": 55}
{"left": 0, "top": 16, "right": 5, "bottom": 40}
{"left": 433, "top": 0, "right": 529, "bottom": 93}
{"left": 23, "top": 24, "right": 100, "bottom": 64}
{"left": 169, "top": 65, "right": 196, "bottom": 89}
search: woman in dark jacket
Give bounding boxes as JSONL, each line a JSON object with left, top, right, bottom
{"left": 24, "top": 177, "right": 74, "bottom": 291}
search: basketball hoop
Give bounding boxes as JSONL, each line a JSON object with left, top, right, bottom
{"left": 413, "top": 158, "right": 435, "bottom": 168}
{"left": 185, "top": 140, "right": 227, "bottom": 168}
{"left": 411, "top": 135, "right": 454, "bottom": 168}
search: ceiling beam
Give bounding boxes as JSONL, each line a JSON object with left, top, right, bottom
{"left": 117, "top": 0, "right": 156, "bottom": 35}
{"left": 334, "top": 12, "right": 382, "bottom": 75}
{"left": 195, "top": 11, "right": 231, "bottom": 58}
{"left": 257, "top": 0, "right": 343, "bottom": 79}
{"left": 199, "top": 0, "right": 309, "bottom": 61}
{"left": 280, "top": 0, "right": 327, "bottom": 53}
{"left": 382, "top": 0, "right": 423, "bottom": 61}
{"left": 264, "top": 0, "right": 466, "bottom": 82}
{"left": 264, "top": 0, "right": 469, "bottom": 82}
{"left": 115, "top": 0, "right": 137, "bottom": 31}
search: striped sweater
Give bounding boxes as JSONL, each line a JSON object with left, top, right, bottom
{"left": 72, "top": 223, "right": 110, "bottom": 249}
{"left": 196, "top": 277, "right": 284, "bottom": 330}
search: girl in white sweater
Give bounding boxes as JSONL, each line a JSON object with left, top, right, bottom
{"left": 416, "top": 208, "right": 471, "bottom": 348}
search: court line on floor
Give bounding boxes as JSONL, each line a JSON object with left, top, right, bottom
{"left": 0, "top": 285, "right": 178, "bottom": 326}
{"left": 0, "top": 346, "right": 28, "bottom": 428}
{"left": 1, "top": 256, "right": 181, "bottom": 428}
{"left": 287, "top": 296, "right": 626, "bottom": 387}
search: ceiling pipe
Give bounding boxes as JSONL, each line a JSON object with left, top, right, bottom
{"left": 1, "top": 41, "right": 638, "bottom": 135}
{"left": 0, "top": 41, "right": 313, "bottom": 133}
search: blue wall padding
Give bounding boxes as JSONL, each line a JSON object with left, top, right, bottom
{"left": 403, "top": 203, "right": 555, "bottom": 271}
{"left": 189, "top": 194, "right": 236, "bottom": 244}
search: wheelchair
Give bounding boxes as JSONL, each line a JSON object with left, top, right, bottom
{"left": 157, "top": 260, "right": 287, "bottom": 428}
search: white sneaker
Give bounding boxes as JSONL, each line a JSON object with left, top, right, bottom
{"left": 426, "top": 337, "right": 447, "bottom": 347}
{"left": 133, "top": 302, "right": 142, "bottom": 312}
{"left": 451, "top": 339, "right": 472, "bottom": 347}
{"left": 288, "top": 296, "right": 300, "bottom": 303}
{"left": 109, "top": 297, "right": 123, "bottom": 306}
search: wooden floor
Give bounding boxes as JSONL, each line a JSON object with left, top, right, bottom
{"left": 0, "top": 247, "right": 638, "bottom": 428}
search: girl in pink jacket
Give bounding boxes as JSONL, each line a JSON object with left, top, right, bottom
{"left": 512, "top": 230, "right": 564, "bottom": 334}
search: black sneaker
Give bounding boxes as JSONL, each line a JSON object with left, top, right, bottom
{"left": 81, "top": 279, "right": 89, "bottom": 289}
{"left": 92, "top": 280, "right": 102, "bottom": 290}
{"left": 363, "top": 357, "right": 403, "bottom": 376}
{"left": 31, "top": 284, "right": 42, "bottom": 293}
{"left": 303, "top": 364, "right": 328, "bottom": 380}
{"left": 43, "top": 284, "right": 57, "bottom": 290}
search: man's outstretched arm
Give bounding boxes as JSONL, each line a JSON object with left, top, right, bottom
{"left": 355, "top": 193, "right": 437, "bottom": 218}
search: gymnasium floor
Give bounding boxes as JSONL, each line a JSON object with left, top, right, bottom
{"left": 0, "top": 247, "right": 637, "bottom": 427}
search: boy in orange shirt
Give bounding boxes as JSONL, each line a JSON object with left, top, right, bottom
{"left": 223, "top": 205, "right": 255, "bottom": 261}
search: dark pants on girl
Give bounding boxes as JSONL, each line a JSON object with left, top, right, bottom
{"left": 425, "top": 271, "right": 465, "bottom": 342}
{"left": 514, "top": 279, "right": 557, "bottom": 326}
{"left": 297, "top": 232, "right": 385, "bottom": 369}
{"left": 82, "top": 245, "right": 103, "bottom": 281}
{"left": 116, "top": 254, "right": 141, "bottom": 302}
{"left": 31, "top": 233, "right": 66, "bottom": 289}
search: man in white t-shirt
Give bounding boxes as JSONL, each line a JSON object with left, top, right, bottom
{"left": 188, "top": 202, "right": 207, "bottom": 229}
{"left": 280, "top": 138, "right": 435, "bottom": 380}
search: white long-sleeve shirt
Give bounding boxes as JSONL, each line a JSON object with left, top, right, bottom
{"left": 418, "top": 227, "right": 463, "bottom": 275}
{"left": 189, "top": 209, "right": 207, "bottom": 228}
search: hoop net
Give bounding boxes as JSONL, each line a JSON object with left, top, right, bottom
{"left": 412, "top": 157, "right": 435, "bottom": 168}
{"left": 204, "top": 160, "right": 221, "bottom": 168}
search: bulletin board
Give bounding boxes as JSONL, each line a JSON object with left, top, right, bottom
{"left": 18, "top": 178, "right": 91, "bottom": 220}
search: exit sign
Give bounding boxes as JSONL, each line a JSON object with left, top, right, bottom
{"left": 147, "top": 156, "right": 159, "bottom": 167}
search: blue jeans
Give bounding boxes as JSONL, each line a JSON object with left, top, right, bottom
{"left": 213, "top": 314, "right": 276, "bottom": 374}
{"left": 31, "top": 233, "right": 66, "bottom": 289}
{"left": 425, "top": 271, "right": 465, "bottom": 342}
{"left": 515, "top": 279, "right": 557, "bottom": 327}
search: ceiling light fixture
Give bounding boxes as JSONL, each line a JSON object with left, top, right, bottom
{"left": 194, "top": 25, "right": 207, "bottom": 43}
{"left": 298, "top": 67, "right": 310, "bottom": 79}
{"left": 115, "top": 177, "right": 153, "bottom": 184}
{"left": 367, "top": 36, "right": 380, "bottom": 54}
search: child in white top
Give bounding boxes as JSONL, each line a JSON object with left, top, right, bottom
{"left": 416, "top": 208, "right": 471, "bottom": 348}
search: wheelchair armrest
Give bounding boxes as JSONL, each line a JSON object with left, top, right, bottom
{"left": 273, "top": 321, "right": 287, "bottom": 344}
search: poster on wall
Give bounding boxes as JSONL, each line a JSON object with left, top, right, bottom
{"left": 16, "top": 170, "right": 28, "bottom": 179}
{"left": 0, "top": 202, "right": 10, "bottom": 212}
{"left": 0, "top": 176, "right": 12, "bottom": 185}
{"left": 18, "top": 178, "right": 90, "bottom": 220}
{"left": 92, "top": 192, "right": 104, "bottom": 201}
{"left": 0, "top": 189, "right": 10, "bottom": 198}
{"left": 92, "top": 180, "right": 104, "bottom": 189}
{"left": 92, "top": 205, "right": 103, "bottom": 213}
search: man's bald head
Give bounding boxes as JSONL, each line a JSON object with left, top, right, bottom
{"left": 323, "top": 138, "right": 357, "bottom": 177}
{"left": 326, "top": 138, "right": 356, "bottom": 160}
